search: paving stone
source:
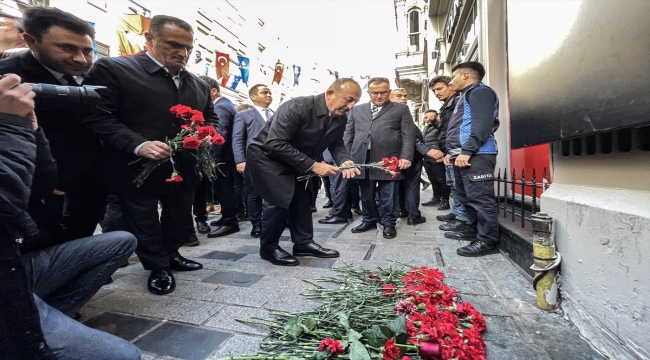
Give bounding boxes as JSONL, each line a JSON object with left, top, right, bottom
{"left": 172, "top": 269, "right": 220, "bottom": 282}
{"left": 167, "top": 280, "right": 222, "bottom": 302}
{"left": 445, "top": 278, "right": 492, "bottom": 297}
{"left": 264, "top": 292, "right": 320, "bottom": 312}
{"left": 90, "top": 288, "right": 113, "bottom": 302}
{"left": 293, "top": 257, "right": 337, "bottom": 268}
{"left": 210, "top": 334, "right": 264, "bottom": 359}
{"left": 461, "top": 294, "right": 511, "bottom": 317}
{"left": 235, "top": 245, "right": 260, "bottom": 254}
{"left": 249, "top": 275, "right": 307, "bottom": 292}
{"left": 212, "top": 285, "right": 277, "bottom": 307}
{"left": 482, "top": 315, "right": 521, "bottom": 344}
{"left": 83, "top": 312, "right": 160, "bottom": 341}
{"left": 202, "top": 271, "right": 264, "bottom": 287}
{"left": 204, "top": 305, "right": 271, "bottom": 335}
{"left": 199, "top": 250, "right": 248, "bottom": 261}
{"left": 135, "top": 322, "right": 230, "bottom": 360}
{"left": 88, "top": 291, "right": 224, "bottom": 325}
{"left": 486, "top": 341, "right": 553, "bottom": 360}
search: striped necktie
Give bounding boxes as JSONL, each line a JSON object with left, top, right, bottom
{"left": 263, "top": 108, "right": 272, "bottom": 120}
{"left": 371, "top": 104, "right": 379, "bottom": 119}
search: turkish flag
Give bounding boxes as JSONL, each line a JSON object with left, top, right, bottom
{"left": 215, "top": 51, "right": 230, "bottom": 82}
{"left": 272, "top": 61, "right": 284, "bottom": 85}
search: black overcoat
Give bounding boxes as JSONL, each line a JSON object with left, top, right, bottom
{"left": 246, "top": 93, "right": 350, "bottom": 209}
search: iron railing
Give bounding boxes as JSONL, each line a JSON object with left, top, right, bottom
{"left": 495, "top": 168, "right": 550, "bottom": 228}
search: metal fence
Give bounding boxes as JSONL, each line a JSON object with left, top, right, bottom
{"left": 495, "top": 168, "right": 550, "bottom": 228}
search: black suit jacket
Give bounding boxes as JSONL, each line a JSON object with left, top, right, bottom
{"left": 246, "top": 93, "right": 350, "bottom": 209}
{"left": 0, "top": 51, "right": 102, "bottom": 189}
{"left": 210, "top": 96, "right": 237, "bottom": 162}
{"left": 81, "top": 51, "right": 217, "bottom": 194}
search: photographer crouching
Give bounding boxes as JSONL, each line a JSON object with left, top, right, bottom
{"left": 0, "top": 74, "right": 140, "bottom": 359}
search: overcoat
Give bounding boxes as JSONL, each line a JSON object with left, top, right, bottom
{"left": 344, "top": 101, "right": 415, "bottom": 180}
{"left": 246, "top": 93, "right": 350, "bottom": 209}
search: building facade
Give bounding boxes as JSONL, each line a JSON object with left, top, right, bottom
{"left": 413, "top": 1, "right": 650, "bottom": 359}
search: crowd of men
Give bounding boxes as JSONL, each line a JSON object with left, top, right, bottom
{"left": 0, "top": 7, "right": 500, "bottom": 359}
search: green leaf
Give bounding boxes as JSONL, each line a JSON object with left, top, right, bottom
{"left": 361, "top": 328, "right": 381, "bottom": 348}
{"left": 395, "top": 332, "right": 409, "bottom": 344}
{"left": 314, "top": 351, "right": 329, "bottom": 360}
{"left": 348, "top": 329, "right": 362, "bottom": 342}
{"left": 377, "top": 324, "right": 394, "bottom": 340}
{"left": 338, "top": 312, "right": 350, "bottom": 330}
{"left": 304, "top": 318, "right": 318, "bottom": 331}
{"left": 348, "top": 341, "right": 371, "bottom": 360}
{"left": 388, "top": 316, "right": 407, "bottom": 336}
{"left": 286, "top": 316, "right": 301, "bottom": 326}
{"left": 283, "top": 324, "right": 304, "bottom": 338}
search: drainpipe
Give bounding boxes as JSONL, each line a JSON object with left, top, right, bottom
{"left": 531, "top": 212, "right": 562, "bottom": 311}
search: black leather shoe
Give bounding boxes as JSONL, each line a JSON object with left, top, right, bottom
{"left": 352, "top": 207, "right": 362, "bottom": 215}
{"left": 444, "top": 225, "right": 478, "bottom": 241}
{"left": 311, "top": 206, "right": 317, "bottom": 213}
{"left": 422, "top": 181, "right": 431, "bottom": 191}
{"left": 407, "top": 216, "right": 426, "bottom": 225}
{"left": 318, "top": 215, "right": 349, "bottom": 224}
{"left": 236, "top": 212, "right": 248, "bottom": 222}
{"left": 457, "top": 240, "right": 499, "bottom": 257}
{"left": 383, "top": 225, "right": 397, "bottom": 239}
{"left": 250, "top": 224, "right": 261, "bottom": 237}
{"left": 322, "top": 200, "right": 333, "bottom": 208}
{"left": 437, "top": 200, "right": 450, "bottom": 210}
{"left": 293, "top": 242, "right": 339, "bottom": 258}
{"left": 104, "top": 276, "right": 113, "bottom": 285}
{"left": 260, "top": 248, "right": 300, "bottom": 266}
{"left": 196, "top": 221, "right": 211, "bottom": 234}
{"left": 207, "top": 224, "right": 240, "bottom": 238}
{"left": 148, "top": 267, "right": 175, "bottom": 295}
{"left": 170, "top": 256, "right": 203, "bottom": 271}
{"left": 351, "top": 222, "right": 377, "bottom": 233}
{"left": 440, "top": 219, "right": 466, "bottom": 231}
{"left": 399, "top": 209, "right": 409, "bottom": 218}
{"left": 209, "top": 219, "right": 222, "bottom": 226}
{"left": 184, "top": 234, "right": 200, "bottom": 247}
{"left": 422, "top": 198, "right": 441, "bottom": 206}
{"left": 436, "top": 212, "right": 456, "bottom": 221}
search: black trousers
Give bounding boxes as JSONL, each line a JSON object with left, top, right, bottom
{"left": 192, "top": 175, "right": 214, "bottom": 223}
{"left": 422, "top": 159, "right": 450, "bottom": 201}
{"left": 60, "top": 164, "right": 108, "bottom": 241}
{"left": 259, "top": 179, "right": 314, "bottom": 253}
{"left": 212, "top": 161, "right": 238, "bottom": 226}
{"left": 233, "top": 170, "right": 245, "bottom": 216}
{"left": 323, "top": 175, "right": 332, "bottom": 201}
{"left": 454, "top": 154, "right": 499, "bottom": 244}
{"left": 309, "top": 177, "right": 321, "bottom": 208}
{"left": 244, "top": 168, "right": 263, "bottom": 227}
{"left": 401, "top": 158, "right": 423, "bottom": 219}
{"left": 120, "top": 183, "right": 194, "bottom": 269}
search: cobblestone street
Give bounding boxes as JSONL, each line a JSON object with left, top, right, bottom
{"left": 81, "top": 192, "right": 605, "bottom": 360}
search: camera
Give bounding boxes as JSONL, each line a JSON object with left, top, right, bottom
{"left": 0, "top": 74, "right": 105, "bottom": 114}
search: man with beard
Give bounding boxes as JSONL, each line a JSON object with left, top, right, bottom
{"left": 82, "top": 15, "right": 217, "bottom": 295}
{"left": 246, "top": 79, "right": 361, "bottom": 266}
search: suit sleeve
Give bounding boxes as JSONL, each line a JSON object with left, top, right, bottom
{"left": 211, "top": 102, "right": 231, "bottom": 159}
{"left": 232, "top": 112, "right": 246, "bottom": 164}
{"left": 343, "top": 110, "right": 355, "bottom": 155}
{"left": 414, "top": 128, "right": 430, "bottom": 156}
{"left": 399, "top": 106, "right": 416, "bottom": 160}
{"left": 328, "top": 127, "right": 351, "bottom": 166}
{"left": 203, "top": 92, "right": 218, "bottom": 127}
{"left": 81, "top": 58, "right": 148, "bottom": 154}
{"left": 264, "top": 103, "right": 316, "bottom": 173}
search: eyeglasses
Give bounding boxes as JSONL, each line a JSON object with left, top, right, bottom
{"left": 369, "top": 91, "right": 390, "bottom": 97}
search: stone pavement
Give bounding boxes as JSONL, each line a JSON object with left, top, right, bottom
{"left": 81, "top": 191, "right": 605, "bottom": 360}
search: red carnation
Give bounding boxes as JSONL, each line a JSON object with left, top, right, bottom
{"left": 395, "top": 300, "right": 418, "bottom": 316}
{"left": 382, "top": 338, "right": 401, "bottom": 360}
{"left": 382, "top": 284, "right": 397, "bottom": 297}
{"left": 367, "top": 274, "right": 382, "bottom": 281}
{"left": 382, "top": 157, "right": 390, "bottom": 166}
{"left": 417, "top": 339, "right": 441, "bottom": 359}
{"left": 182, "top": 136, "right": 201, "bottom": 150}
{"left": 318, "top": 338, "right": 344, "bottom": 356}
{"left": 197, "top": 125, "right": 217, "bottom": 139}
{"left": 189, "top": 110, "right": 205, "bottom": 124}
{"left": 211, "top": 133, "right": 226, "bottom": 145}
{"left": 165, "top": 173, "right": 183, "bottom": 183}
{"left": 170, "top": 104, "right": 192, "bottom": 117}
{"left": 402, "top": 357, "right": 412, "bottom": 360}
{"left": 391, "top": 172, "right": 400, "bottom": 178}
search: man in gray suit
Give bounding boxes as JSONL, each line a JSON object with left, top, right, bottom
{"left": 345, "top": 77, "right": 415, "bottom": 239}
{"left": 232, "top": 84, "right": 273, "bottom": 237}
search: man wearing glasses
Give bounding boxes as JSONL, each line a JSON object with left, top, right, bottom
{"left": 344, "top": 77, "right": 415, "bottom": 239}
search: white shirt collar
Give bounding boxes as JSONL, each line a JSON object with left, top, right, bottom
{"left": 253, "top": 105, "right": 272, "bottom": 120}
{"left": 33, "top": 51, "right": 80, "bottom": 85}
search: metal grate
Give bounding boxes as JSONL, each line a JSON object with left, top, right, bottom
{"left": 495, "top": 168, "right": 550, "bottom": 228}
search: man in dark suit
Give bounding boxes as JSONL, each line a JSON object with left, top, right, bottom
{"left": 232, "top": 84, "right": 273, "bottom": 237}
{"left": 246, "top": 78, "right": 362, "bottom": 266}
{"left": 196, "top": 76, "right": 240, "bottom": 238}
{"left": 345, "top": 77, "right": 415, "bottom": 239}
{"left": 82, "top": 15, "right": 217, "bottom": 295}
{"left": 0, "top": 7, "right": 105, "bottom": 250}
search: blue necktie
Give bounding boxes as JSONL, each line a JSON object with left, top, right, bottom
{"left": 263, "top": 108, "right": 271, "bottom": 120}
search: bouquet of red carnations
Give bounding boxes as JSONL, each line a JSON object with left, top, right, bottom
{"left": 132, "top": 104, "right": 225, "bottom": 187}
{"left": 297, "top": 156, "right": 402, "bottom": 181}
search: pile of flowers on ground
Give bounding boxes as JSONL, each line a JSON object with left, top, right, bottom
{"left": 227, "top": 264, "right": 487, "bottom": 360}
{"left": 297, "top": 156, "right": 401, "bottom": 182}
{"left": 133, "top": 104, "right": 225, "bottom": 187}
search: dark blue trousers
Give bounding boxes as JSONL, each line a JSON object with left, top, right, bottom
{"left": 453, "top": 154, "right": 499, "bottom": 244}
{"left": 359, "top": 175, "right": 399, "bottom": 226}
{"left": 244, "top": 169, "right": 263, "bottom": 227}
{"left": 212, "top": 161, "right": 238, "bottom": 226}
{"left": 260, "top": 180, "right": 314, "bottom": 253}
{"left": 401, "top": 158, "right": 423, "bottom": 219}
